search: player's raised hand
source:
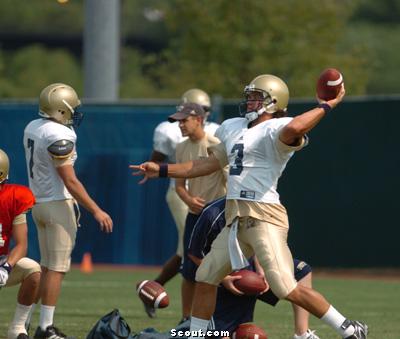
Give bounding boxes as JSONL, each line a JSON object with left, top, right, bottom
{"left": 317, "top": 84, "right": 346, "bottom": 108}
{"left": 129, "top": 162, "right": 160, "bottom": 184}
{"left": 327, "top": 83, "right": 345, "bottom": 108}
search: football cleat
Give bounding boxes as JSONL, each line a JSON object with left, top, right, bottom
{"left": 305, "top": 329, "right": 320, "bottom": 339}
{"left": 177, "top": 317, "right": 190, "bottom": 326}
{"left": 142, "top": 301, "right": 156, "bottom": 318}
{"left": 293, "top": 329, "right": 320, "bottom": 339}
{"left": 16, "top": 334, "right": 30, "bottom": 339}
{"left": 342, "top": 319, "right": 368, "bottom": 339}
{"left": 33, "top": 325, "right": 76, "bottom": 339}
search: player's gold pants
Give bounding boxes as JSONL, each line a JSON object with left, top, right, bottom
{"left": 196, "top": 217, "right": 297, "bottom": 299}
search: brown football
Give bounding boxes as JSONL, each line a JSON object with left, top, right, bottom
{"left": 232, "top": 322, "right": 268, "bottom": 339}
{"left": 136, "top": 280, "right": 169, "bottom": 308}
{"left": 231, "top": 269, "right": 267, "bottom": 296}
{"left": 316, "top": 68, "right": 344, "bottom": 101}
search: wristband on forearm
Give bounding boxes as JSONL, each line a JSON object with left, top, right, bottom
{"left": 318, "top": 103, "right": 332, "bottom": 114}
{"left": 159, "top": 163, "right": 168, "bottom": 178}
{"left": 1, "top": 262, "right": 12, "bottom": 274}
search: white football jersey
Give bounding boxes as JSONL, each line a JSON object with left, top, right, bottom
{"left": 153, "top": 120, "right": 220, "bottom": 163}
{"left": 215, "top": 117, "right": 307, "bottom": 204}
{"left": 153, "top": 121, "right": 185, "bottom": 163}
{"left": 153, "top": 120, "right": 220, "bottom": 188}
{"left": 23, "top": 119, "right": 77, "bottom": 203}
{"left": 204, "top": 121, "right": 220, "bottom": 136}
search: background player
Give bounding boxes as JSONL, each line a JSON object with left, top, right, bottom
{"left": 23, "top": 83, "right": 113, "bottom": 339}
{"left": 141, "top": 89, "right": 219, "bottom": 318}
{"left": 0, "top": 148, "right": 41, "bottom": 339}
{"left": 168, "top": 102, "right": 226, "bottom": 322}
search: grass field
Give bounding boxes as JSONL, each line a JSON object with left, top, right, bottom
{"left": 1, "top": 267, "right": 399, "bottom": 339}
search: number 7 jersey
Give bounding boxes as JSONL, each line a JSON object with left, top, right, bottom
{"left": 23, "top": 118, "right": 77, "bottom": 202}
{"left": 214, "top": 117, "right": 307, "bottom": 204}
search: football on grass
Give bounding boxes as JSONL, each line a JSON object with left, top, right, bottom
{"left": 316, "top": 68, "right": 344, "bottom": 101}
{"left": 232, "top": 323, "right": 268, "bottom": 339}
{"left": 136, "top": 280, "right": 169, "bottom": 308}
{"left": 231, "top": 269, "right": 267, "bottom": 296}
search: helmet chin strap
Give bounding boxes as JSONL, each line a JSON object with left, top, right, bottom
{"left": 245, "top": 107, "right": 267, "bottom": 122}
{"left": 245, "top": 99, "right": 281, "bottom": 121}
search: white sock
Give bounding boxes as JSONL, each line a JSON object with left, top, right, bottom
{"left": 189, "top": 316, "right": 209, "bottom": 339}
{"left": 320, "top": 305, "right": 354, "bottom": 337}
{"left": 25, "top": 303, "right": 37, "bottom": 329}
{"left": 39, "top": 305, "right": 55, "bottom": 331}
{"left": 10, "top": 303, "right": 31, "bottom": 332}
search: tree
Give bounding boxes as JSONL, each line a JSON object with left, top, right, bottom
{"left": 1, "top": 45, "right": 81, "bottom": 98}
{"left": 148, "top": 0, "right": 370, "bottom": 98}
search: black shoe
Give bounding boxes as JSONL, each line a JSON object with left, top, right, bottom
{"left": 142, "top": 301, "right": 156, "bottom": 318}
{"left": 178, "top": 317, "right": 190, "bottom": 326}
{"left": 342, "top": 320, "right": 368, "bottom": 339}
{"left": 33, "top": 325, "right": 76, "bottom": 339}
{"left": 17, "top": 334, "right": 30, "bottom": 339}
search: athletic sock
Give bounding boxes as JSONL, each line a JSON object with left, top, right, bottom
{"left": 188, "top": 316, "right": 209, "bottom": 339}
{"left": 39, "top": 305, "right": 55, "bottom": 331}
{"left": 10, "top": 303, "right": 32, "bottom": 332}
{"left": 320, "top": 305, "right": 354, "bottom": 337}
{"left": 25, "top": 303, "right": 37, "bottom": 329}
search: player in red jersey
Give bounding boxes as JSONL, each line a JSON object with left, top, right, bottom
{"left": 0, "top": 148, "right": 41, "bottom": 339}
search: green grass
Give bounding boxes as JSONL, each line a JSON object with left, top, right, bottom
{"left": 1, "top": 268, "right": 399, "bottom": 338}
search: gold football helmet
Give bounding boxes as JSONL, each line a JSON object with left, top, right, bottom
{"left": 240, "top": 75, "right": 289, "bottom": 120}
{"left": 0, "top": 149, "right": 9, "bottom": 183}
{"left": 181, "top": 88, "right": 211, "bottom": 112}
{"left": 39, "top": 83, "right": 83, "bottom": 127}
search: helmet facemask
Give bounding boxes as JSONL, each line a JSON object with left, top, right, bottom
{"left": 239, "top": 87, "right": 276, "bottom": 122}
{"left": 62, "top": 100, "right": 84, "bottom": 127}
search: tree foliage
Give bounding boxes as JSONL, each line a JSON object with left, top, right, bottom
{"left": 0, "top": 45, "right": 81, "bottom": 98}
{"left": 0, "top": 0, "right": 83, "bottom": 36}
{"left": 0, "top": 0, "right": 398, "bottom": 98}
{"left": 148, "top": 0, "right": 370, "bottom": 98}
{"left": 353, "top": 0, "right": 400, "bottom": 23}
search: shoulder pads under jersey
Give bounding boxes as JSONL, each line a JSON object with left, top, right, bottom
{"left": 47, "top": 140, "right": 75, "bottom": 158}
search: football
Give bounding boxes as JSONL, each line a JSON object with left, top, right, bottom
{"left": 232, "top": 323, "right": 268, "bottom": 339}
{"left": 231, "top": 269, "right": 267, "bottom": 296}
{"left": 136, "top": 280, "right": 169, "bottom": 308}
{"left": 316, "top": 68, "right": 344, "bottom": 101}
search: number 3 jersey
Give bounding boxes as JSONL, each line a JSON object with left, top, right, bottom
{"left": 0, "top": 184, "right": 35, "bottom": 255}
{"left": 213, "top": 117, "right": 307, "bottom": 204}
{"left": 23, "top": 119, "right": 77, "bottom": 203}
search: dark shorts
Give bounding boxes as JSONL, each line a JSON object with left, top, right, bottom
{"left": 257, "top": 258, "right": 312, "bottom": 306}
{"left": 213, "top": 259, "right": 312, "bottom": 334}
{"left": 180, "top": 212, "right": 200, "bottom": 281}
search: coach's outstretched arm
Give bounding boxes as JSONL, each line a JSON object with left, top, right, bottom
{"left": 279, "top": 85, "right": 345, "bottom": 146}
{"left": 130, "top": 154, "right": 221, "bottom": 184}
